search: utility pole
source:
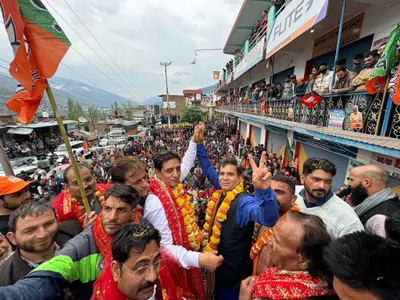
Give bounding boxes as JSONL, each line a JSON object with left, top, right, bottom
{"left": 160, "top": 61, "right": 172, "bottom": 128}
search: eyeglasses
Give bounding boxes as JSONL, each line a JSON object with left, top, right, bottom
{"left": 121, "top": 258, "right": 163, "bottom": 278}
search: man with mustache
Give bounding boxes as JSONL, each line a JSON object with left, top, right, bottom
{"left": 347, "top": 164, "right": 400, "bottom": 233}
{"left": 0, "top": 184, "right": 140, "bottom": 299}
{"left": 52, "top": 164, "right": 110, "bottom": 230}
{"left": 0, "top": 176, "right": 31, "bottom": 236}
{"left": 0, "top": 200, "right": 59, "bottom": 286}
{"left": 295, "top": 158, "right": 363, "bottom": 237}
{"left": 92, "top": 222, "right": 162, "bottom": 300}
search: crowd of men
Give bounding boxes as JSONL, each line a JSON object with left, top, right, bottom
{"left": 0, "top": 119, "right": 399, "bottom": 300}
{"left": 223, "top": 43, "right": 387, "bottom": 106}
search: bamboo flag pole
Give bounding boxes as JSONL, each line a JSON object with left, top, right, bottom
{"left": 374, "top": 77, "right": 390, "bottom": 136}
{"left": 45, "top": 79, "right": 91, "bottom": 214}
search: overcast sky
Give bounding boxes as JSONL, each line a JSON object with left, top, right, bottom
{"left": 0, "top": 0, "right": 242, "bottom": 102}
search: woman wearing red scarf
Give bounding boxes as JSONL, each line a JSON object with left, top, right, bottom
{"left": 239, "top": 211, "right": 337, "bottom": 300}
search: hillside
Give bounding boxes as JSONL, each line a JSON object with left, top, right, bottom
{"left": 0, "top": 73, "right": 130, "bottom": 116}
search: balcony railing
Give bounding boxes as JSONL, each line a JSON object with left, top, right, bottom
{"left": 218, "top": 91, "right": 400, "bottom": 138}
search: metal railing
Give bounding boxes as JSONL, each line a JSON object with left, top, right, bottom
{"left": 219, "top": 91, "right": 398, "bottom": 138}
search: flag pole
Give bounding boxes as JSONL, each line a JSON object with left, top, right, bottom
{"left": 45, "top": 79, "right": 91, "bottom": 214}
{"left": 374, "top": 77, "right": 390, "bottom": 136}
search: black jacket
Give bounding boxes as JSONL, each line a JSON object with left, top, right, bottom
{"left": 0, "top": 251, "right": 33, "bottom": 286}
{"left": 359, "top": 196, "right": 400, "bottom": 226}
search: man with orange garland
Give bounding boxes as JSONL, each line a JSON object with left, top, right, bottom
{"left": 51, "top": 164, "right": 110, "bottom": 230}
{"left": 195, "top": 123, "right": 279, "bottom": 300}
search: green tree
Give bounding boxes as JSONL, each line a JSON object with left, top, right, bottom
{"left": 180, "top": 106, "right": 203, "bottom": 123}
{"left": 67, "top": 98, "right": 85, "bottom": 121}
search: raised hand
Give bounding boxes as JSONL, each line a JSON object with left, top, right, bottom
{"left": 195, "top": 122, "right": 205, "bottom": 144}
{"left": 248, "top": 151, "right": 272, "bottom": 190}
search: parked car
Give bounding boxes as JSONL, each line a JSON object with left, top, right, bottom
{"left": 49, "top": 141, "right": 91, "bottom": 164}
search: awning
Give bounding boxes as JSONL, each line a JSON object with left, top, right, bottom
{"left": 7, "top": 128, "right": 33, "bottom": 135}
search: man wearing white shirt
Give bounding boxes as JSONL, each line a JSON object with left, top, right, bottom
{"left": 295, "top": 157, "right": 364, "bottom": 238}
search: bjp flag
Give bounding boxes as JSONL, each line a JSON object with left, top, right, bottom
{"left": 1, "top": 0, "right": 71, "bottom": 124}
{"left": 299, "top": 92, "right": 324, "bottom": 108}
{"left": 366, "top": 24, "right": 400, "bottom": 95}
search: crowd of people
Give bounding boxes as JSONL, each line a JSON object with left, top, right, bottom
{"left": 0, "top": 119, "right": 399, "bottom": 300}
{"left": 221, "top": 44, "right": 388, "bottom": 106}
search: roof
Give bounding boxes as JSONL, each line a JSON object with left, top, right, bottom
{"left": 183, "top": 89, "right": 202, "bottom": 95}
{"left": 217, "top": 109, "right": 400, "bottom": 157}
{"left": 7, "top": 128, "right": 33, "bottom": 135}
{"left": 224, "top": 0, "right": 271, "bottom": 54}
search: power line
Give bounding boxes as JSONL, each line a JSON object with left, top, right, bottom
{"left": 0, "top": 64, "right": 100, "bottom": 108}
{"left": 63, "top": 0, "right": 148, "bottom": 101}
{"left": 42, "top": 0, "right": 143, "bottom": 101}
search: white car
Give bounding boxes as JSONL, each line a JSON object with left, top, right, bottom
{"left": 51, "top": 141, "right": 91, "bottom": 164}
{"left": 0, "top": 158, "right": 45, "bottom": 177}
{"left": 99, "top": 139, "right": 109, "bottom": 147}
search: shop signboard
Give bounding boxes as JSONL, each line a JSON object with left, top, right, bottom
{"left": 312, "top": 13, "right": 364, "bottom": 58}
{"left": 370, "top": 153, "right": 400, "bottom": 178}
{"left": 328, "top": 109, "right": 346, "bottom": 130}
{"left": 234, "top": 38, "right": 265, "bottom": 80}
{"left": 266, "top": 0, "right": 329, "bottom": 59}
{"left": 294, "top": 132, "right": 357, "bottom": 158}
{"left": 163, "top": 101, "right": 176, "bottom": 109}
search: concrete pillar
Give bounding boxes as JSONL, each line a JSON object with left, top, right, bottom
{"left": 244, "top": 40, "right": 250, "bottom": 56}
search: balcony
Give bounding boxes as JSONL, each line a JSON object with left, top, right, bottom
{"left": 218, "top": 91, "right": 400, "bottom": 139}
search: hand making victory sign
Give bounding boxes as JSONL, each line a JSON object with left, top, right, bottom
{"left": 248, "top": 151, "right": 272, "bottom": 190}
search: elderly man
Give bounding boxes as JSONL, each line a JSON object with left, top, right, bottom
{"left": 347, "top": 164, "right": 400, "bottom": 232}
{"left": 0, "top": 184, "right": 140, "bottom": 299}
{"left": 296, "top": 158, "right": 364, "bottom": 237}
{"left": 239, "top": 211, "right": 334, "bottom": 300}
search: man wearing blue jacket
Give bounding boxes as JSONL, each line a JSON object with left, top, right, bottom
{"left": 195, "top": 123, "right": 279, "bottom": 300}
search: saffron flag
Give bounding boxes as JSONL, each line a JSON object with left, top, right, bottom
{"left": 1, "top": 0, "right": 71, "bottom": 124}
{"left": 365, "top": 24, "right": 400, "bottom": 95}
{"left": 389, "top": 64, "right": 400, "bottom": 105}
{"left": 299, "top": 91, "right": 323, "bottom": 108}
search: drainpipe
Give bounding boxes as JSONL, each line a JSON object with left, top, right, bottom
{"left": 331, "top": 0, "right": 347, "bottom": 89}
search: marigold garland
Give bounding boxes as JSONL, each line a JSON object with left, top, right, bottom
{"left": 250, "top": 203, "right": 301, "bottom": 260}
{"left": 71, "top": 187, "right": 106, "bottom": 228}
{"left": 202, "top": 181, "right": 244, "bottom": 253}
{"left": 173, "top": 183, "right": 203, "bottom": 251}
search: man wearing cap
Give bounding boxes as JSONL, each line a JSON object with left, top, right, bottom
{"left": 0, "top": 176, "right": 31, "bottom": 236}
{"left": 352, "top": 53, "right": 364, "bottom": 74}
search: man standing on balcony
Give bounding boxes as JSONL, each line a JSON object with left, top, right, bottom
{"left": 332, "top": 67, "right": 357, "bottom": 94}
{"left": 313, "top": 62, "right": 331, "bottom": 95}
{"left": 352, "top": 53, "right": 365, "bottom": 74}
{"left": 282, "top": 75, "right": 293, "bottom": 98}
{"left": 351, "top": 51, "right": 380, "bottom": 91}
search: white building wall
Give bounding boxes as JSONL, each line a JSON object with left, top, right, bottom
{"left": 360, "top": 2, "right": 400, "bottom": 46}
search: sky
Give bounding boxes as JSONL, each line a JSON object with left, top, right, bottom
{"left": 0, "top": 0, "right": 243, "bottom": 102}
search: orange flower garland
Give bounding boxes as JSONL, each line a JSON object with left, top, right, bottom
{"left": 173, "top": 183, "right": 203, "bottom": 251}
{"left": 71, "top": 188, "right": 106, "bottom": 228}
{"left": 250, "top": 203, "right": 301, "bottom": 260}
{"left": 202, "top": 181, "right": 244, "bottom": 253}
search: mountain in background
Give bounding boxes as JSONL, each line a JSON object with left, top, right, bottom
{"left": 137, "top": 95, "right": 162, "bottom": 106}
{"left": 0, "top": 73, "right": 131, "bottom": 116}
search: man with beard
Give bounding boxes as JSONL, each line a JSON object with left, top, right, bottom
{"left": 296, "top": 158, "right": 363, "bottom": 237}
{"left": 347, "top": 164, "right": 400, "bottom": 232}
{"left": 0, "top": 176, "right": 31, "bottom": 236}
{"left": 0, "top": 200, "right": 59, "bottom": 286}
{"left": 0, "top": 184, "right": 140, "bottom": 300}
{"left": 52, "top": 164, "right": 110, "bottom": 230}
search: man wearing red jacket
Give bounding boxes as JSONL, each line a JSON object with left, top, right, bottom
{"left": 52, "top": 164, "right": 110, "bottom": 230}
